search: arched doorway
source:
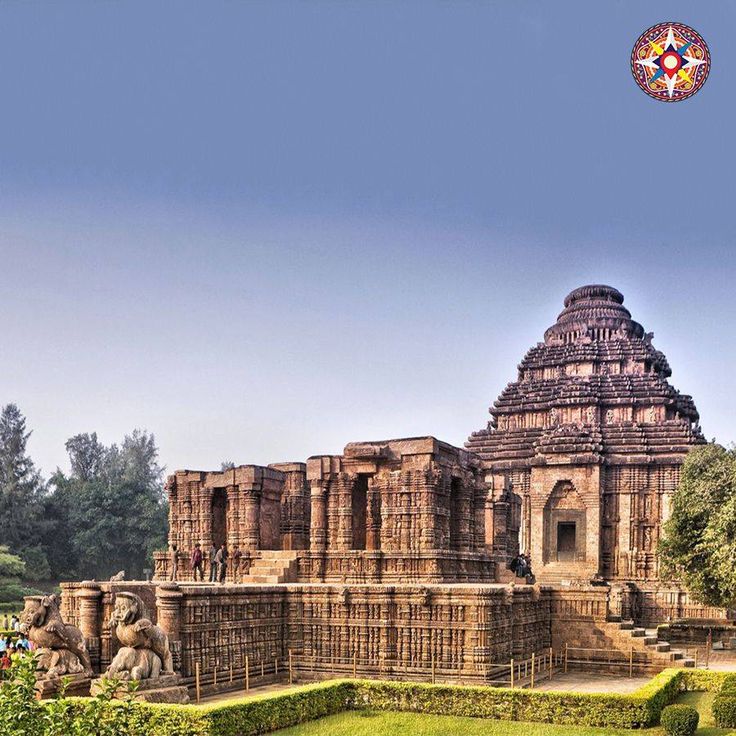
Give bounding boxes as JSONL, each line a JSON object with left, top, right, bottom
{"left": 543, "top": 481, "right": 586, "bottom": 564}
{"left": 211, "top": 488, "right": 228, "bottom": 548}
{"left": 351, "top": 475, "right": 369, "bottom": 550}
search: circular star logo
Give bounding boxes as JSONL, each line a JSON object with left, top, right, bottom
{"left": 631, "top": 22, "right": 710, "bottom": 102}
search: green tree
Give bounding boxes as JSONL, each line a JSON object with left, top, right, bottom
{"left": 0, "top": 545, "right": 40, "bottom": 613}
{"left": 48, "top": 430, "right": 168, "bottom": 581}
{"left": 0, "top": 404, "right": 49, "bottom": 580}
{"left": 659, "top": 443, "right": 736, "bottom": 608}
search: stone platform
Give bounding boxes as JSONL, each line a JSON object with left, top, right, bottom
{"left": 91, "top": 674, "right": 189, "bottom": 704}
{"left": 36, "top": 673, "right": 91, "bottom": 699}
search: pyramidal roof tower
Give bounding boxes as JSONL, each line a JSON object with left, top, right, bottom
{"left": 467, "top": 284, "right": 704, "bottom": 583}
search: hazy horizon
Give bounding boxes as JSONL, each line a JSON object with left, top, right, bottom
{"left": 1, "top": 1, "right": 734, "bottom": 478}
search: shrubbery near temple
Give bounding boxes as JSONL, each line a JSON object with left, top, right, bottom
{"left": 660, "top": 703, "right": 699, "bottom": 736}
{"left": 1, "top": 658, "right": 730, "bottom": 736}
{"left": 659, "top": 443, "right": 736, "bottom": 609}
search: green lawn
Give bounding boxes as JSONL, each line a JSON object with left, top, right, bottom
{"left": 271, "top": 711, "right": 642, "bottom": 736}
{"left": 270, "top": 690, "right": 735, "bottom": 736}
{"left": 674, "top": 691, "right": 733, "bottom": 736}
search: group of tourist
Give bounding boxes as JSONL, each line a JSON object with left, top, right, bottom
{"left": 170, "top": 542, "right": 244, "bottom": 583}
{"left": 0, "top": 615, "right": 34, "bottom": 678}
{"left": 508, "top": 552, "right": 535, "bottom": 583}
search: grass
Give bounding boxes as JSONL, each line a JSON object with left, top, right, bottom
{"left": 269, "top": 687, "right": 735, "bottom": 736}
{"left": 271, "top": 711, "right": 643, "bottom": 736}
{"left": 673, "top": 691, "right": 732, "bottom": 736}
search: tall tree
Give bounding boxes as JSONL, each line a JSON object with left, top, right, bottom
{"left": 0, "top": 404, "right": 48, "bottom": 580}
{"left": 0, "top": 545, "right": 39, "bottom": 612}
{"left": 65, "top": 432, "right": 106, "bottom": 481}
{"left": 48, "top": 430, "right": 168, "bottom": 580}
{"left": 659, "top": 443, "right": 736, "bottom": 608}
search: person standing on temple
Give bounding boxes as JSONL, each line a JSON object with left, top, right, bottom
{"left": 216, "top": 543, "right": 229, "bottom": 584}
{"left": 232, "top": 545, "right": 242, "bottom": 583}
{"left": 169, "top": 543, "right": 178, "bottom": 582}
{"left": 209, "top": 542, "right": 218, "bottom": 583}
{"left": 191, "top": 542, "right": 204, "bottom": 581}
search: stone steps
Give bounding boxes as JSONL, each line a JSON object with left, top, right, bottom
{"left": 604, "top": 618, "right": 693, "bottom": 666}
{"left": 241, "top": 551, "right": 299, "bottom": 584}
{"left": 244, "top": 574, "right": 281, "bottom": 584}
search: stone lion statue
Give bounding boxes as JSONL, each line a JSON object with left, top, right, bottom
{"left": 19, "top": 594, "right": 94, "bottom": 677}
{"left": 105, "top": 592, "right": 173, "bottom": 680}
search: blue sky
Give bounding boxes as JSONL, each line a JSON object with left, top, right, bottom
{"left": 1, "top": 1, "right": 734, "bottom": 476}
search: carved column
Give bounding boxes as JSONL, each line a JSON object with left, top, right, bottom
{"left": 200, "top": 484, "right": 213, "bottom": 545}
{"left": 366, "top": 476, "right": 382, "bottom": 551}
{"left": 242, "top": 485, "right": 262, "bottom": 551}
{"left": 458, "top": 477, "right": 474, "bottom": 552}
{"left": 76, "top": 583, "right": 103, "bottom": 673}
{"left": 337, "top": 475, "right": 354, "bottom": 550}
{"left": 226, "top": 484, "right": 241, "bottom": 548}
{"left": 156, "top": 583, "right": 184, "bottom": 674}
{"left": 310, "top": 481, "right": 328, "bottom": 552}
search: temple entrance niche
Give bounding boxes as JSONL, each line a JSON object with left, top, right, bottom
{"left": 543, "top": 481, "right": 586, "bottom": 564}
{"left": 556, "top": 522, "right": 576, "bottom": 561}
{"left": 351, "top": 474, "right": 370, "bottom": 550}
{"left": 211, "top": 488, "right": 228, "bottom": 547}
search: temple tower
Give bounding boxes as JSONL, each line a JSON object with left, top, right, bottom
{"left": 467, "top": 284, "right": 704, "bottom": 583}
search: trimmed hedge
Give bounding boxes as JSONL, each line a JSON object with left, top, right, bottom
{"left": 710, "top": 672, "right": 736, "bottom": 728}
{"left": 713, "top": 694, "right": 736, "bottom": 729}
{"left": 350, "top": 671, "right": 682, "bottom": 729}
{"left": 200, "top": 680, "right": 354, "bottom": 736}
{"left": 57, "top": 681, "right": 355, "bottom": 736}
{"left": 660, "top": 704, "right": 699, "bottom": 736}
{"left": 29, "top": 666, "right": 736, "bottom": 735}
{"left": 40, "top": 669, "right": 690, "bottom": 734}
{"left": 678, "top": 668, "right": 731, "bottom": 692}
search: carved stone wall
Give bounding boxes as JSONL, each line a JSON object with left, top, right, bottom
{"left": 166, "top": 465, "right": 289, "bottom": 555}
{"left": 62, "top": 581, "right": 552, "bottom": 688}
{"left": 158, "top": 436, "right": 501, "bottom": 584}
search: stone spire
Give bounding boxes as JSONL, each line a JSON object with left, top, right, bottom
{"left": 466, "top": 283, "right": 705, "bottom": 583}
{"left": 543, "top": 285, "right": 645, "bottom": 345}
{"left": 466, "top": 283, "right": 703, "bottom": 467}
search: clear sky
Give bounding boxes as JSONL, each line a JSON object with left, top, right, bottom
{"left": 1, "top": 1, "right": 734, "bottom": 478}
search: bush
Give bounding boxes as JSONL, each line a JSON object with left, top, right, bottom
{"left": 719, "top": 673, "right": 736, "bottom": 694}
{"left": 713, "top": 694, "right": 736, "bottom": 729}
{"left": 661, "top": 704, "right": 699, "bottom": 736}
{"left": 679, "top": 668, "right": 730, "bottom": 692}
{"left": 0, "top": 661, "right": 699, "bottom": 735}
{"left": 350, "top": 669, "right": 684, "bottom": 729}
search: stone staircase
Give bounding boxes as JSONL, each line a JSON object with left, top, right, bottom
{"left": 242, "top": 551, "right": 299, "bottom": 584}
{"left": 533, "top": 563, "right": 586, "bottom": 584}
{"left": 602, "top": 618, "right": 696, "bottom": 668}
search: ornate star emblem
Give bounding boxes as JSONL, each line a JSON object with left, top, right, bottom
{"left": 631, "top": 23, "right": 710, "bottom": 102}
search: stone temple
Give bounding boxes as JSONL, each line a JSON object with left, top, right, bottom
{"left": 59, "top": 285, "right": 720, "bottom": 695}
{"left": 467, "top": 284, "right": 705, "bottom": 584}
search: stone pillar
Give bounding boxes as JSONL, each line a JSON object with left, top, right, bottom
{"left": 618, "top": 491, "right": 632, "bottom": 577}
{"left": 310, "top": 481, "right": 328, "bottom": 552}
{"left": 337, "top": 475, "right": 354, "bottom": 550}
{"left": 492, "top": 499, "right": 510, "bottom": 556}
{"left": 458, "top": 478, "right": 474, "bottom": 552}
{"left": 76, "top": 583, "right": 103, "bottom": 672}
{"left": 156, "top": 583, "right": 184, "bottom": 674}
{"left": 200, "top": 485, "right": 213, "bottom": 545}
{"left": 226, "top": 484, "right": 241, "bottom": 548}
{"left": 366, "top": 477, "right": 382, "bottom": 551}
{"left": 242, "top": 485, "right": 262, "bottom": 551}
